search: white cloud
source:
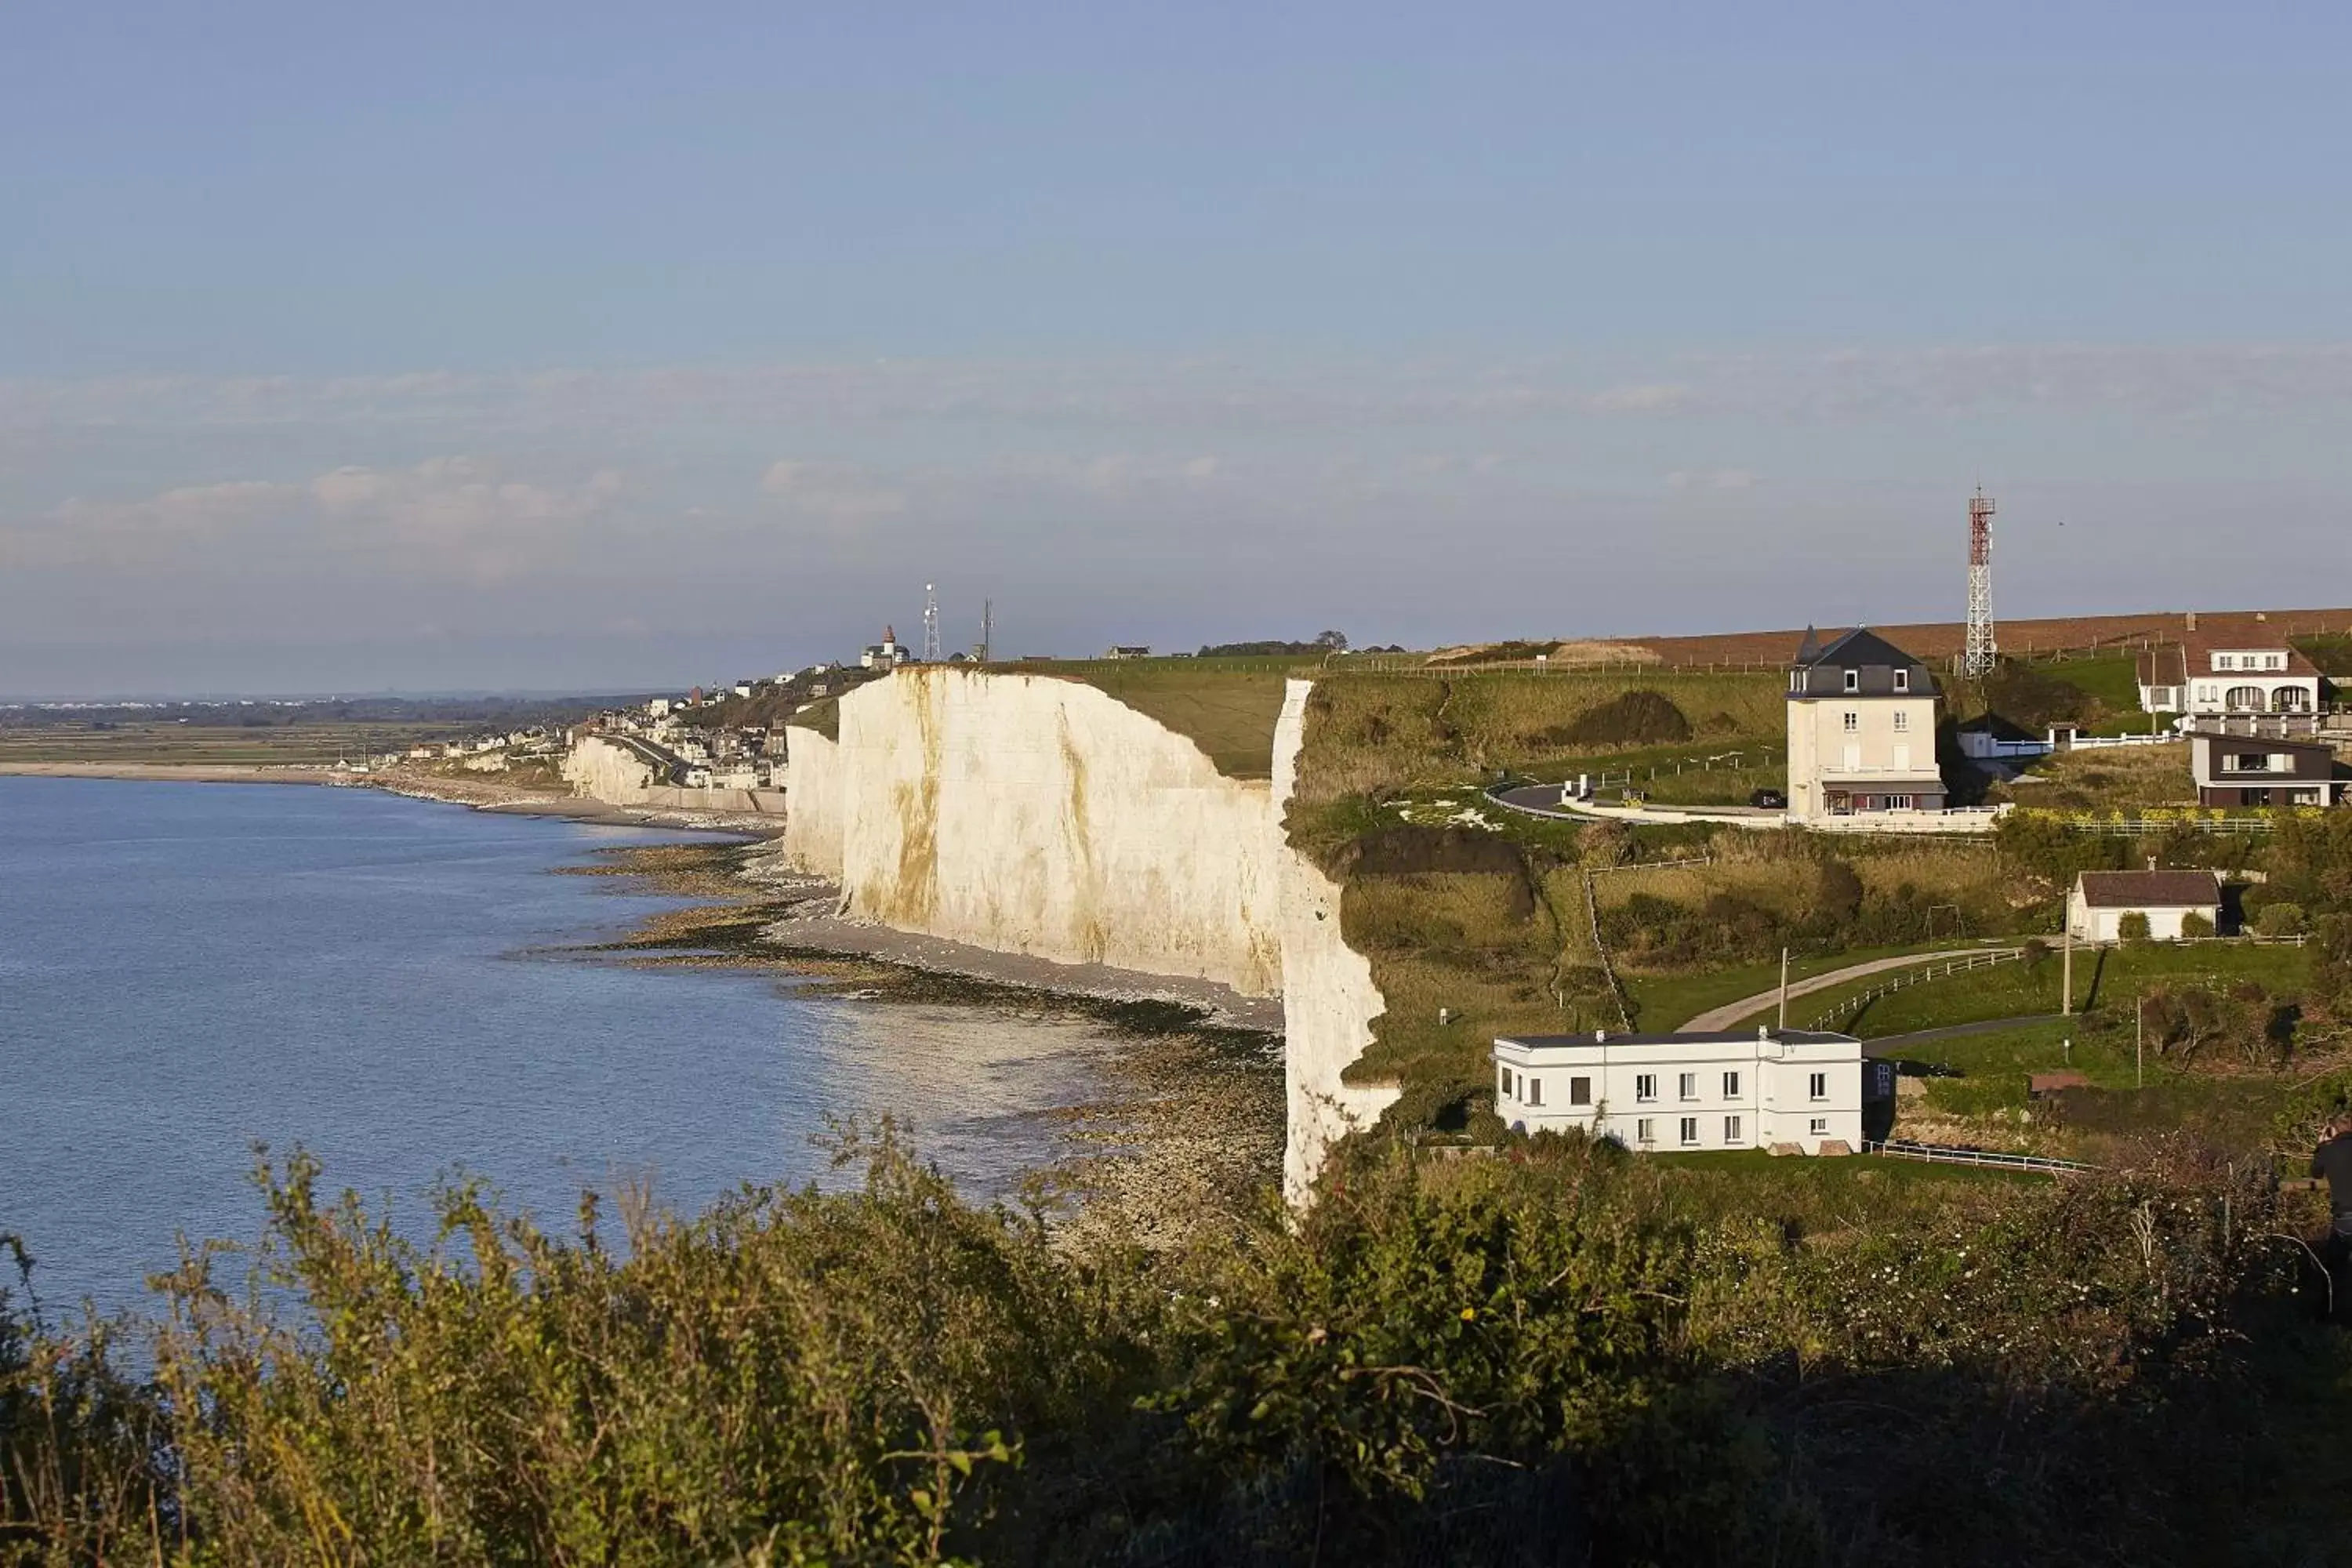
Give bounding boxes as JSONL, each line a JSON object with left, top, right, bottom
{"left": 20, "top": 458, "right": 625, "bottom": 584}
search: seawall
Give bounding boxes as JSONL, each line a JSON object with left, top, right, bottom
{"left": 779, "top": 669, "right": 1394, "bottom": 1200}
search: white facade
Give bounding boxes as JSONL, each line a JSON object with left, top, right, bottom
{"left": 1786, "top": 691, "right": 1944, "bottom": 824}
{"left": 1492, "top": 1028, "right": 1864, "bottom": 1155}
{"left": 2065, "top": 880, "right": 2221, "bottom": 942}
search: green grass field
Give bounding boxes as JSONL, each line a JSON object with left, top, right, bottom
{"left": 1622, "top": 941, "right": 2001, "bottom": 1030}
{"left": 1797, "top": 939, "right": 2315, "bottom": 1040}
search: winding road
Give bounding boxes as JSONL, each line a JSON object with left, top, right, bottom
{"left": 1677, "top": 948, "right": 2021, "bottom": 1033}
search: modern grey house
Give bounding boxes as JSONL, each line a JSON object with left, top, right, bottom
{"left": 2190, "top": 730, "right": 2345, "bottom": 808}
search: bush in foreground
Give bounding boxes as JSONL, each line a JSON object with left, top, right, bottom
{"left": 3, "top": 1126, "right": 2345, "bottom": 1566}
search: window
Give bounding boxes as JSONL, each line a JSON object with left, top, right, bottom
{"left": 1882, "top": 794, "right": 1914, "bottom": 810}
{"left": 1893, "top": 669, "right": 1909, "bottom": 692}
{"left": 1568, "top": 1076, "right": 1590, "bottom": 1106}
{"left": 1679, "top": 1072, "right": 1697, "bottom": 1101}
{"left": 1634, "top": 1073, "right": 1657, "bottom": 1102}
{"left": 1679, "top": 1116, "right": 1699, "bottom": 1146}
{"left": 1724, "top": 1115, "right": 1743, "bottom": 1142}
{"left": 1893, "top": 710, "right": 1909, "bottom": 734}
{"left": 1498, "top": 1065, "right": 1511, "bottom": 1098}
{"left": 1527, "top": 1077, "right": 1544, "bottom": 1106}
{"left": 1788, "top": 670, "right": 1802, "bottom": 692}
{"left": 2225, "top": 685, "right": 2267, "bottom": 711}
{"left": 2267, "top": 653, "right": 2285, "bottom": 670}
{"left": 1636, "top": 1117, "right": 1655, "bottom": 1145}
{"left": 1809, "top": 1116, "right": 1828, "bottom": 1137}
{"left": 1843, "top": 668, "right": 1860, "bottom": 692}
{"left": 2216, "top": 654, "right": 2234, "bottom": 670}
{"left": 1842, "top": 710, "right": 1859, "bottom": 733}
{"left": 1722, "top": 1070, "right": 1741, "bottom": 1098}
{"left": 1808, "top": 1071, "right": 1828, "bottom": 1101}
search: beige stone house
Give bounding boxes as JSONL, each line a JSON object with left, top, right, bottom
{"left": 1784, "top": 628, "right": 1947, "bottom": 824}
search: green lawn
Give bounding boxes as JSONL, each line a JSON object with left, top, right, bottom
{"left": 1627, "top": 941, "right": 2016, "bottom": 1032}
{"left": 1795, "top": 939, "right": 2316, "bottom": 1040}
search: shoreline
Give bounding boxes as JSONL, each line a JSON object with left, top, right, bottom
{"left": 0, "top": 760, "right": 784, "bottom": 837}
{"left": 581, "top": 841, "right": 1288, "bottom": 1244}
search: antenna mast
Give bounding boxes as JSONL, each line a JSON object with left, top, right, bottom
{"left": 1962, "top": 488, "right": 1997, "bottom": 677}
{"left": 978, "top": 598, "right": 993, "bottom": 664}
{"left": 922, "top": 583, "right": 941, "bottom": 662}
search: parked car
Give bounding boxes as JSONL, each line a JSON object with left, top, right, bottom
{"left": 1750, "top": 787, "right": 1788, "bottom": 809}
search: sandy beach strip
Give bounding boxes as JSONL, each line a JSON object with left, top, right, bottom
{"left": 0, "top": 760, "right": 782, "bottom": 837}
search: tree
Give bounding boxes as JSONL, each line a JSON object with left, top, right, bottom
{"left": 1314, "top": 630, "right": 1350, "bottom": 652}
{"left": 2118, "top": 911, "right": 2152, "bottom": 945}
{"left": 2179, "top": 911, "right": 2215, "bottom": 939}
{"left": 2256, "top": 902, "right": 2306, "bottom": 938}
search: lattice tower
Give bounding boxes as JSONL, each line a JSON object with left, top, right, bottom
{"left": 1962, "top": 488, "right": 1997, "bottom": 677}
{"left": 922, "top": 583, "right": 941, "bottom": 662}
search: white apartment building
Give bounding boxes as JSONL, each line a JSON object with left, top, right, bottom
{"left": 1491, "top": 1027, "right": 1870, "bottom": 1154}
{"left": 1784, "top": 628, "right": 1947, "bottom": 824}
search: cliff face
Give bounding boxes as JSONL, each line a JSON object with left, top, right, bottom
{"left": 562, "top": 735, "right": 655, "bottom": 804}
{"left": 1269, "top": 681, "right": 1399, "bottom": 1202}
{"left": 779, "top": 669, "right": 1392, "bottom": 1200}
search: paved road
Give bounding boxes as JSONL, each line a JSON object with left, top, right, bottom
{"left": 1678, "top": 948, "right": 2019, "bottom": 1033}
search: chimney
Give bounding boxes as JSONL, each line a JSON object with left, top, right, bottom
{"left": 1758, "top": 1024, "right": 1770, "bottom": 1041}
{"left": 2186, "top": 610, "right": 2198, "bottom": 633}
{"left": 1594, "top": 1028, "right": 1606, "bottom": 1044}
{"left": 2147, "top": 855, "right": 2158, "bottom": 872}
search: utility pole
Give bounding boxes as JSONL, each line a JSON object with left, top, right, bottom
{"left": 2136, "top": 989, "right": 2145, "bottom": 1089}
{"left": 1777, "top": 946, "right": 1790, "bottom": 1033}
{"left": 922, "top": 583, "right": 941, "bottom": 663}
{"left": 978, "top": 598, "right": 993, "bottom": 664}
{"left": 2061, "top": 927, "right": 2073, "bottom": 1015}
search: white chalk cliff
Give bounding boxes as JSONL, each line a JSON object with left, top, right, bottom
{"left": 779, "top": 669, "right": 1395, "bottom": 1201}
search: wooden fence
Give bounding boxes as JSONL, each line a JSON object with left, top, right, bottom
{"left": 1808, "top": 948, "right": 2025, "bottom": 1030}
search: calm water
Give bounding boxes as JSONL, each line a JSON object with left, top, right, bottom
{"left": 0, "top": 777, "right": 1118, "bottom": 1316}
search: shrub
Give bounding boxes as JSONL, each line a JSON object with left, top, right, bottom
{"left": 1553, "top": 690, "right": 1691, "bottom": 748}
{"left": 2179, "top": 910, "right": 2215, "bottom": 939}
{"left": 2118, "top": 911, "right": 2152, "bottom": 944}
{"left": 2020, "top": 936, "right": 2052, "bottom": 969}
{"left": 2257, "top": 902, "right": 2307, "bottom": 938}
{"left": 1813, "top": 858, "right": 1864, "bottom": 923}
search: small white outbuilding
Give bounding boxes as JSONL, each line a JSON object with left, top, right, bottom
{"left": 2065, "top": 869, "right": 2222, "bottom": 943}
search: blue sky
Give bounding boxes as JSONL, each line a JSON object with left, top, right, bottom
{"left": 5, "top": 2, "right": 2350, "bottom": 694}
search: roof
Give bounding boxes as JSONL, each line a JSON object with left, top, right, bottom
{"left": 2074, "top": 869, "right": 2221, "bottom": 909}
{"left": 2144, "top": 630, "right": 2321, "bottom": 683}
{"left": 1791, "top": 626, "right": 1927, "bottom": 672}
{"left": 2188, "top": 728, "right": 2334, "bottom": 756}
{"left": 1496, "top": 1029, "right": 1857, "bottom": 1051}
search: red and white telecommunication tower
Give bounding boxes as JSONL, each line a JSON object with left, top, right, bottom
{"left": 1962, "top": 488, "right": 1997, "bottom": 677}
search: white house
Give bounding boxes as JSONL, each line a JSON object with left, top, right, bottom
{"left": 1784, "top": 627, "right": 1947, "bottom": 824}
{"left": 1491, "top": 1027, "right": 1868, "bottom": 1154}
{"left": 2065, "top": 868, "right": 2222, "bottom": 942}
{"left": 2139, "top": 631, "right": 2323, "bottom": 720}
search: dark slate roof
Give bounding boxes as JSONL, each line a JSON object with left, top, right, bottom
{"left": 2075, "top": 869, "right": 2221, "bottom": 909}
{"left": 1794, "top": 626, "right": 1922, "bottom": 672}
{"left": 1785, "top": 626, "right": 1940, "bottom": 699}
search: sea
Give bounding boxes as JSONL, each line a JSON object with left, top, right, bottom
{"left": 0, "top": 776, "right": 1120, "bottom": 1318}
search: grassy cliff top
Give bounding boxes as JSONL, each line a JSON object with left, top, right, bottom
{"left": 1007, "top": 657, "right": 1304, "bottom": 779}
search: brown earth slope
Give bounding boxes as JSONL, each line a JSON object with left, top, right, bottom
{"left": 1621, "top": 607, "right": 2352, "bottom": 666}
